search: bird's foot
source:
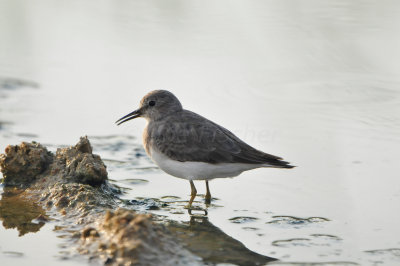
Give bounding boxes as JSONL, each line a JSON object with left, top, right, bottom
{"left": 205, "top": 194, "right": 212, "bottom": 205}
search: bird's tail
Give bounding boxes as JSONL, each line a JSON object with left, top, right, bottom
{"left": 263, "top": 159, "right": 295, "bottom": 169}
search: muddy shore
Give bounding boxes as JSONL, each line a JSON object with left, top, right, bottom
{"left": 0, "top": 137, "right": 275, "bottom": 265}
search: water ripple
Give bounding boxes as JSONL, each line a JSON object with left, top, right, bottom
{"left": 229, "top": 216, "right": 259, "bottom": 224}
{"left": 267, "top": 215, "right": 330, "bottom": 228}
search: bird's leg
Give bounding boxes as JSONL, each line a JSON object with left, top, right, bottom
{"left": 205, "top": 180, "right": 211, "bottom": 204}
{"left": 186, "top": 180, "right": 197, "bottom": 209}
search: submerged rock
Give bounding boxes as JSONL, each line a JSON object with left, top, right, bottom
{"left": 80, "top": 209, "right": 199, "bottom": 265}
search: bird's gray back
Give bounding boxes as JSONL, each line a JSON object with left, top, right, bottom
{"left": 145, "top": 110, "right": 292, "bottom": 168}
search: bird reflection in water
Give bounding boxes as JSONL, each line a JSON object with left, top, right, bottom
{"left": 167, "top": 214, "right": 277, "bottom": 265}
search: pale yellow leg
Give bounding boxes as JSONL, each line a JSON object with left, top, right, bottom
{"left": 186, "top": 180, "right": 197, "bottom": 209}
{"left": 205, "top": 180, "right": 211, "bottom": 204}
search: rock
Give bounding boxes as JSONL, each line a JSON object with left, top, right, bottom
{"left": 80, "top": 208, "right": 200, "bottom": 266}
{"left": 81, "top": 227, "right": 99, "bottom": 238}
{"left": 1, "top": 137, "right": 267, "bottom": 265}
{"left": 55, "top": 136, "right": 107, "bottom": 186}
{"left": 0, "top": 141, "right": 52, "bottom": 186}
{"left": 0, "top": 136, "right": 107, "bottom": 187}
{"left": 0, "top": 137, "right": 201, "bottom": 265}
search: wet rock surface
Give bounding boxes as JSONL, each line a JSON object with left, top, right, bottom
{"left": 0, "top": 136, "right": 107, "bottom": 187}
{"left": 0, "top": 137, "right": 274, "bottom": 265}
{"left": 80, "top": 209, "right": 199, "bottom": 265}
{"left": 55, "top": 137, "right": 108, "bottom": 186}
{"left": 0, "top": 137, "right": 200, "bottom": 265}
{"left": 0, "top": 141, "right": 52, "bottom": 186}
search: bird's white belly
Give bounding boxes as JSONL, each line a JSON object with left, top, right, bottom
{"left": 149, "top": 148, "right": 262, "bottom": 180}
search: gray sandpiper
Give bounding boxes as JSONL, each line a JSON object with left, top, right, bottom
{"left": 116, "top": 90, "right": 294, "bottom": 210}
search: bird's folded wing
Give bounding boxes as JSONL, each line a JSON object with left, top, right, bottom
{"left": 150, "top": 111, "right": 292, "bottom": 168}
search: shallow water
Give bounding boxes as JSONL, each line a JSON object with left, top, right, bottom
{"left": 1, "top": 0, "right": 400, "bottom": 265}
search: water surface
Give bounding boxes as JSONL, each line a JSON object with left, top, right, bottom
{"left": 1, "top": 0, "right": 400, "bottom": 265}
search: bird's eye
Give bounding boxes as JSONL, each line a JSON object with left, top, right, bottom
{"left": 149, "top": 100, "right": 156, "bottom": 106}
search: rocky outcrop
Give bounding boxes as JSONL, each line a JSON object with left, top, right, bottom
{"left": 0, "top": 137, "right": 199, "bottom": 265}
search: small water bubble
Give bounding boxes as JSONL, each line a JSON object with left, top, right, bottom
{"left": 242, "top": 227, "right": 260, "bottom": 231}
{"left": 229, "top": 216, "right": 258, "bottom": 224}
{"left": 122, "top": 178, "right": 149, "bottom": 185}
{"left": 171, "top": 211, "right": 185, "bottom": 215}
{"left": 0, "top": 78, "right": 39, "bottom": 90}
{"left": 365, "top": 248, "right": 400, "bottom": 257}
{"left": 146, "top": 205, "right": 160, "bottom": 210}
{"left": 2, "top": 251, "right": 24, "bottom": 257}
{"left": 56, "top": 234, "right": 71, "bottom": 239}
{"left": 310, "top": 234, "right": 342, "bottom": 241}
{"left": 308, "top": 217, "right": 330, "bottom": 223}
{"left": 126, "top": 197, "right": 168, "bottom": 212}
{"left": 161, "top": 195, "right": 181, "bottom": 200}
{"left": 272, "top": 238, "right": 311, "bottom": 247}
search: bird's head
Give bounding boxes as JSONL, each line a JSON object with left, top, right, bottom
{"left": 116, "top": 90, "right": 182, "bottom": 125}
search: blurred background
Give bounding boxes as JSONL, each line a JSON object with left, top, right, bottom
{"left": 1, "top": 0, "right": 400, "bottom": 265}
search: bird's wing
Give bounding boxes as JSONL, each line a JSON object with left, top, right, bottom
{"left": 149, "top": 111, "right": 293, "bottom": 168}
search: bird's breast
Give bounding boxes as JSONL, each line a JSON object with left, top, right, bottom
{"left": 142, "top": 124, "right": 152, "bottom": 156}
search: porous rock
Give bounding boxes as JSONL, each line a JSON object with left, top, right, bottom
{"left": 54, "top": 136, "right": 107, "bottom": 186}
{"left": 0, "top": 138, "right": 200, "bottom": 265}
{"left": 0, "top": 141, "right": 52, "bottom": 186}
{"left": 0, "top": 136, "right": 107, "bottom": 186}
{"left": 80, "top": 208, "right": 199, "bottom": 266}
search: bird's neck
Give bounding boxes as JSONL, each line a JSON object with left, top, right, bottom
{"left": 142, "top": 122, "right": 152, "bottom": 156}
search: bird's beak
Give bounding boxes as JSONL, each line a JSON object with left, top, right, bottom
{"left": 115, "top": 108, "right": 142, "bottom": 125}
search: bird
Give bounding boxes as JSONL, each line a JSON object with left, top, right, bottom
{"left": 116, "top": 90, "right": 293, "bottom": 210}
